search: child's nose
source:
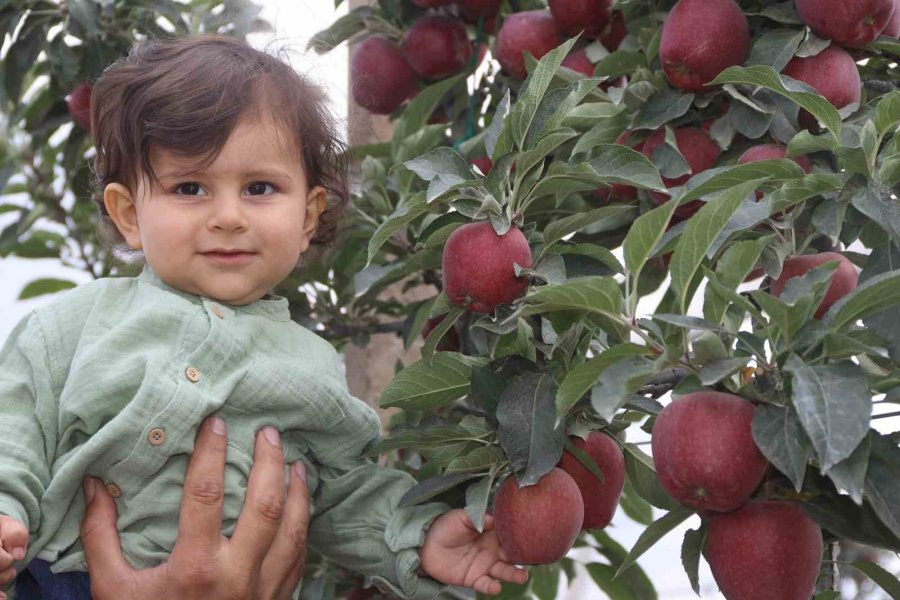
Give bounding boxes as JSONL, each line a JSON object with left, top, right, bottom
{"left": 208, "top": 194, "right": 249, "bottom": 232}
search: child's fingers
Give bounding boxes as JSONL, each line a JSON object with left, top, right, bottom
{"left": 0, "top": 516, "right": 28, "bottom": 560}
{"left": 0, "top": 565, "right": 15, "bottom": 585}
{"left": 473, "top": 575, "right": 502, "bottom": 595}
{"left": 490, "top": 561, "right": 529, "bottom": 585}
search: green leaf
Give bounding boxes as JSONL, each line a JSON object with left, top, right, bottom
{"left": 710, "top": 65, "right": 843, "bottom": 138}
{"left": 497, "top": 373, "right": 564, "bottom": 486}
{"left": 379, "top": 353, "right": 486, "bottom": 411}
{"left": 402, "top": 147, "right": 474, "bottom": 196}
{"left": 747, "top": 28, "right": 805, "bottom": 72}
{"left": 584, "top": 144, "right": 666, "bottom": 191}
{"left": 591, "top": 357, "right": 658, "bottom": 422}
{"left": 556, "top": 344, "right": 652, "bottom": 419}
{"left": 787, "top": 130, "right": 838, "bottom": 155}
{"left": 446, "top": 445, "right": 505, "bottom": 474}
{"left": 679, "top": 161, "right": 804, "bottom": 203}
{"left": 859, "top": 243, "right": 900, "bottom": 361}
{"left": 585, "top": 563, "right": 638, "bottom": 600}
{"left": 752, "top": 404, "right": 813, "bottom": 492}
{"left": 669, "top": 180, "right": 760, "bottom": 310}
{"left": 18, "top": 278, "right": 78, "bottom": 300}
{"left": 623, "top": 200, "right": 679, "bottom": 285}
{"left": 681, "top": 525, "right": 706, "bottom": 596}
{"left": 67, "top": 0, "right": 101, "bottom": 38}
{"left": 307, "top": 6, "right": 372, "bottom": 53}
{"left": 826, "top": 262, "right": 900, "bottom": 330}
{"left": 485, "top": 90, "right": 511, "bottom": 159}
{"left": 570, "top": 109, "right": 628, "bottom": 157}
{"left": 420, "top": 307, "right": 464, "bottom": 359}
{"left": 398, "top": 472, "right": 479, "bottom": 507}
{"left": 615, "top": 510, "right": 694, "bottom": 577}
{"left": 826, "top": 433, "right": 870, "bottom": 506}
{"left": 542, "top": 205, "right": 635, "bottom": 251}
{"left": 520, "top": 276, "right": 623, "bottom": 320}
{"left": 864, "top": 432, "right": 900, "bottom": 540}
{"left": 850, "top": 560, "right": 900, "bottom": 599}
{"left": 622, "top": 443, "right": 682, "bottom": 511}
{"left": 392, "top": 75, "right": 464, "bottom": 158}
{"left": 784, "top": 356, "right": 872, "bottom": 471}
{"left": 594, "top": 49, "right": 646, "bottom": 78}
{"left": 632, "top": 90, "right": 695, "bottom": 130}
{"left": 875, "top": 90, "right": 900, "bottom": 137}
{"left": 531, "top": 565, "right": 561, "bottom": 600}
{"left": 465, "top": 472, "right": 494, "bottom": 533}
{"left": 511, "top": 37, "right": 580, "bottom": 149}
{"left": 703, "top": 236, "right": 773, "bottom": 323}
{"left": 525, "top": 78, "right": 602, "bottom": 147}
{"left": 366, "top": 192, "right": 428, "bottom": 266}
{"left": 849, "top": 182, "right": 900, "bottom": 240}
{"left": 698, "top": 357, "right": 751, "bottom": 386}
{"left": 365, "top": 424, "right": 473, "bottom": 455}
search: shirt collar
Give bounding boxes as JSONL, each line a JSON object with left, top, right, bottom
{"left": 137, "top": 264, "right": 291, "bottom": 321}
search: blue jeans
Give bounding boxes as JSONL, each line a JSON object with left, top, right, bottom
{"left": 14, "top": 560, "right": 92, "bottom": 600}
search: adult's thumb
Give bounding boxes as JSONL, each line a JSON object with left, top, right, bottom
{"left": 80, "top": 478, "right": 132, "bottom": 582}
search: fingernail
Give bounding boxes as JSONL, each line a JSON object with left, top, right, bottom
{"left": 83, "top": 478, "right": 95, "bottom": 503}
{"left": 293, "top": 461, "right": 307, "bottom": 482}
{"left": 209, "top": 417, "right": 226, "bottom": 435}
{"left": 262, "top": 426, "right": 281, "bottom": 447}
{"left": 12, "top": 547, "right": 24, "bottom": 561}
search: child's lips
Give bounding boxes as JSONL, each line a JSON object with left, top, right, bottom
{"left": 201, "top": 250, "right": 257, "bottom": 265}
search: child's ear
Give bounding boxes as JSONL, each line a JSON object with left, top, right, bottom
{"left": 104, "top": 183, "right": 142, "bottom": 250}
{"left": 300, "top": 186, "right": 327, "bottom": 252}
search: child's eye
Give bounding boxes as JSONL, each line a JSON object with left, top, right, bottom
{"left": 246, "top": 182, "right": 276, "bottom": 195}
{"left": 174, "top": 182, "right": 207, "bottom": 196}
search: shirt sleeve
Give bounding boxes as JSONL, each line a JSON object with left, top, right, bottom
{"left": 302, "top": 370, "right": 449, "bottom": 600}
{"left": 0, "top": 313, "right": 57, "bottom": 532}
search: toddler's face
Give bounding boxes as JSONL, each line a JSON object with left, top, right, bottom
{"left": 111, "top": 112, "right": 324, "bottom": 305}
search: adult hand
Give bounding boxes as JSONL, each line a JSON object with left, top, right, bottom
{"left": 80, "top": 417, "right": 310, "bottom": 600}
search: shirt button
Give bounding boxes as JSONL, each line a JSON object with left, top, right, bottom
{"left": 211, "top": 305, "right": 224, "bottom": 319}
{"left": 185, "top": 367, "right": 201, "bottom": 382}
{"left": 148, "top": 428, "right": 166, "bottom": 446}
{"left": 106, "top": 483, "right": 122, "bottom": 498}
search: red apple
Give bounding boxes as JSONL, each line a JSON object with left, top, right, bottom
{"left": 493, "top": 468, "right": 584, "bottom": 564}
{"left": 651, "top": 391, "right": 768, "bottom": 512}
{"left": 442, "top": 221, "right": 533, "bottom": 313}
{"left": 495, "top": 10, "right": 562, "bottom": 80}
{"left": 737, "top": 143, "right": 813, "bottom": 200}
{"left": 599, "top": 10, "right": 628, "bottom": 51}
{"left": 557, "top": 432, "right": 625, "bottom": 529}
{"left": 595, "top": 130, "right": 642, "bottom": 202}
{"left": 706, "top": 501, "right": 824, "bottom": 600}
{"left": 351, "top": 36, "right": 418, "bottom": 115}
{"left": 560, "top": 49, "right": 626, "bottom": 90}
{"left": 67, "top": 82, "right": 93, "bottom": 132}
{"left": 469, "top": 155, "right": 493, "bottom": 175}
{"left": 795, "top": 0, "right": 894, "bottom": 47}
{"left": 548, "top": 0, "right": 611, "bottom": 38}
{"left": 783, "top": 45, "right": 861, "bottom": 129}
{"left": 770, "top": 252, "right": 859, "bottom": 319}
{"left": 641, "top": 127, "right": 721, "bottom": 218}
{"left": 660, "top": 0, "right": 750, "bottom": 92}
{"left": 458, "top": 0, "right": 501, "bottom": 19}
{"left": 403, "top": 16, "right": 473, "bottom": 80}
{"left": 884, "top": 0, "right": 900, "bottom": 36}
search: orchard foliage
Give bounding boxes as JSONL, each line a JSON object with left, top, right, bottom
{"left": 312, "top": 0, "right": 900, "bottom": 597}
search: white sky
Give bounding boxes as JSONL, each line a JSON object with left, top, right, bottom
{"left": 0, "top": 2, "right": 894, "bottom": 598}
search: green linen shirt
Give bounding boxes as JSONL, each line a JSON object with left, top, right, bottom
{"left": 0, "top": 266, "right": 447, "bottom": 599}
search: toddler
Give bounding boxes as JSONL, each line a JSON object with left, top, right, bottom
{"left": 0, "top": 35, "right": 526, "bottom": 600}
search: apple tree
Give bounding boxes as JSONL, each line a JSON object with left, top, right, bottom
{"left": 309, "top": 0, "right": 900, "bottom": 598}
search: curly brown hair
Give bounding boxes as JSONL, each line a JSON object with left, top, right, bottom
{"left": 90, "top": 34, "right": 348, "bottom": 253}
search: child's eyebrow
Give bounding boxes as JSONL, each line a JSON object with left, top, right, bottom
{"left": 157, "top": 168, "right": 295, "bottom": 182}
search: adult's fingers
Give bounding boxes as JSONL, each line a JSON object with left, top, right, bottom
{"left": 175, "top": 417, "right": 229, "bottom": 557}
{"left": 258, "top": 462, "right": 310, "bottom": 599}
{"left": 81, "top": 478, "right": 136, "bottom": 588}
{"left": 229, "top": 427, "right": 285, "bottom": 571}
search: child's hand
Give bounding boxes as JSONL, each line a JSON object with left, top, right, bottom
{"left": 0, "top": 515, "right": 27, "bottom": 585}
{"left": 419, "top": 509, "right": 528, "bottom": 595}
